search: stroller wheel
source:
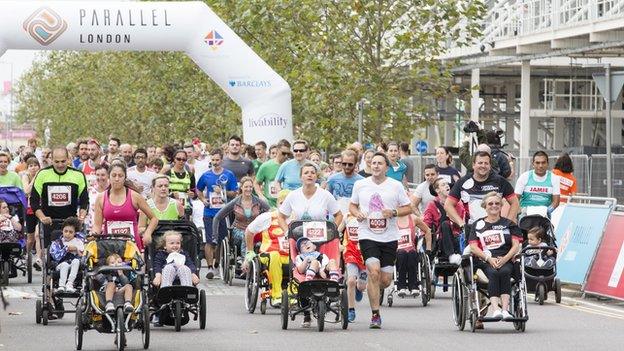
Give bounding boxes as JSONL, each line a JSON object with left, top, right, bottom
{"left": 537, "top": 284, "right": 546, "bottom": 305}
{"left": 35, "top": 299, "right": 42, "bottom": 324}
{"left": 554, "top": 278, "right": 562, "bottom": 304}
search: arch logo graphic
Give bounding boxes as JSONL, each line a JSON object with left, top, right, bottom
{"left": 23, "top": 7, "right": 68, "bottom": 46}
{"left": 204, "top": 30, "right": 223, "bottom": 50}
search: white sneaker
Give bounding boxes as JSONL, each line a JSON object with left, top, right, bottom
{"left": 105, "top": 302, "right": 115, "bottom": 313}
{"left": 410, "top": 288, "right": 420, "bottom": 297}
{"left": 491, "top": 309, "right": 503, "bottom": 320}
{"left": 213, "top": 268, "right": 221, "bottom": 279}
{"left": 397, "top": 289, "right": 408, "bottom": 298}
{"left": 502, "top": 310, "right": 514, "bottom": 321}
{"left": 449, "top": 254, "right": 462, "bottom": 265}
{"left": 56, "top": 286, "right": 66, "bottom": 293}
{"left": 65, "top": 284, "right": 76, "bottom": 294}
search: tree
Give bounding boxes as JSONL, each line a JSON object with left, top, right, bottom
{"left": 15, "top": 0, "right": 484, "bottom": 150}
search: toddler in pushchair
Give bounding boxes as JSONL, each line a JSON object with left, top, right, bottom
{"left": 518, "top": 214, "right": 561, "bottom": 305}
{"left": 295, "top": 237, "right": 340, "bottom": 282}
{"left": 49, "top": 216, "right": 84, "bottom": 294}
{"left": 152, "top": 230, "right": 199, "bottom": 288}
{"left": 95, "top": 253, "right": 135, "bottom": 313}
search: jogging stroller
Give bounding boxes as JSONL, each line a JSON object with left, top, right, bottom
{"left": 0, "top": 186, "right": 29, "bottom": 284}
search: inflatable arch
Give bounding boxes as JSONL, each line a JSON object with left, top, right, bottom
{"left": 0, "top": 1, "right": 293, "bottom": 145}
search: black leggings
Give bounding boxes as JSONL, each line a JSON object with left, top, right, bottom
{"left": 483, "top": 260, "right": 513, "bottom": 297}
{"left": 396, "top": 251, "right": 419, "bottom": 290}
{"left": 438, "top": 221, "right": 459, "bottom": 257}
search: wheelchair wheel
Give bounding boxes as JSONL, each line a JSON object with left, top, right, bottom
{"left": 554, "top": 278, "right": 562, "bottom": 303}
{"left": 537, "top": 283, "right": 546, "bottom": 305}
{"left": 141, "top": 305, "right": 150, "bottom": 349}
{"left": 219, "top": 238, "right": 230, "bottom": 285}
{"left": 42, "top": 304, "right": 48, "bottom": 326}
{"left": 75, "top": 298, "right": 84, "bottom": 350}
{"left": 280, "top": 290, "right": 289, "bottom": 330}
{"left": 54, "top": 297, "right": 65, "bottom": 319}
{"left": 340, "top": 289, "right": 348, "bottom": 330}
{"left": 469, "top": 310, "right": 477, "bottom": 333}
{"left": 174, "top": 300, "right": 182, "bottom": 332}
{"left": 431, "top": 276, "right": 437, "bottom": 299}
{"left": 260, "top": 299, "right": 267, "bottom": 315}
{"left": 422, "top": 255, "right": 432, "bottom": 303}
{"left": 317, "top": 300, "right": 326, "bottom": 332}
{"left": 116, "top": 308, "right": 126, "bottom": 351}
{"left": 451, "top": 272, "right": 466, "bottom": 330}
{"left": 245, "top": 259, "right": 259, "bottom": 313}
{"left": 36, "top": 299, "right": 42, "bottom": 324}
{"left": 199, "top": 290, "right": 207, "bottom": 330}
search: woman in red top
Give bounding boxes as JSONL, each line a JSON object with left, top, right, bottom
{"left": 92, "top": 161, "right": 158, "bottom": 251}
{"left": 423, "top": 178, "right": 466, "bottom": 264}
{"left": 395, "top": 214, "right": 431, "bottom": 297}
{"left": 553, "top": 153, "right": 577, "bottom": 203}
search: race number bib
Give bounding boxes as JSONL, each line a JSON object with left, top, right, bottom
{"left": 368, "top": 212, "right": 387, "bottom": 234}
{"left": 269, "top": 181, "right": 279, "bottom": 198}
{"left": 277, "top": 235, "right": 289, "bottom": 252}
{"left": 107, "top": 221, "right": 135, "bottom": 237}
{"left": 478, "top": 229, "right": 506, "bottom": 250}
{"left": 48, "top": 185, "right": 72, "bottom": 207}
{"left": 397, "top": 227, "right": 413, "bottom": 251}
{"left": 209, "top": 191, "right": 224, "bottom": 209}
{"left": 347, "top": 225, "right": 359, "bottom": 242}
{"left": 303, "top": 221, "right": 327, "bottom": 242}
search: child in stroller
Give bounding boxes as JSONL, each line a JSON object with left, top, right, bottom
{"left": 49, "top": 217, "right": 84, "bottom": 293}
{"left": 152, "top": 230, "right": 199, "bottom": 288}
{"left": 0, "top": 199, "right": 22, "bottom": 243}
{"left": 295, "top": 237, "right": 339, "bottom": 282}
{"left": 524, "top": 227, "right": 555, "bottom": 269}
{"left": 95, "top": 253, "right": 135, "bottom": 313}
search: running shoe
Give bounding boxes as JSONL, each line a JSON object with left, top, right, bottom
{"left": 205, "top": 267, "right": 215, "bottom": 280}
{"left": 55, "top": 286, "right": 66, "bottom": 293}
{"left": 369, "top": 315, "right": 382, "bottom": 329}
{"left": 410, "top": 288, "right": 420, "bottom": 297}
{"left": 491, "top": 309, "right": 503, "bottom": 320}
{"left": 502, "top": 310, "right": 514, "bottom": 321}
{"left": 124, "top": 302, "right": 134, "bottom": 313}
{"left": 397, "top": 289, "right": 408, "bottom": 298}
{"left": 105, "top": 302, "right": 115, "bottom": 313}
{"left": 348, "top": 309, "right": 356, "bottom": 323}
{"left": 65, "top": 285, "right": 76, "bottom": 294}
{"left": 33, "top": 258, "right": 42, "bottom": 271}
{"left": 355, "top": 288, "right": 363, "bottom": 302}
{"left": 301, "top": 315, "right": 312, "bottom": 328}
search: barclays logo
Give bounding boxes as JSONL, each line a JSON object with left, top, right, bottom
{"left": 228, "top": 79, "right": 271, "bottom": 88}
{"left": 247, "top": 113, "right": 288, "bottom": 129}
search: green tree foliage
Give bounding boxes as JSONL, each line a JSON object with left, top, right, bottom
{"left": 15, "top": 0, "right": 484, "bottom": 149}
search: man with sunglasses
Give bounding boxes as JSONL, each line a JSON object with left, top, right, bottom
{"left": 444, "top": 151, "right": 519, "bottom": 230}
{"left": 274, "top": 139, "right": 309, "bottom": 190}
{"left": 254, "top": 140, "right": 291, "bottom": 208}
{"left": 326, "top": 149, "right": 363, "bottom": 215}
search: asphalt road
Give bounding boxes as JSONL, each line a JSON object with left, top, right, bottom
{"left": 2, "top": 271, "right": 624, "bottom": 351}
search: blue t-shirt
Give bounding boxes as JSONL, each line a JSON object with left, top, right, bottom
{"left": 196, "top": 169, "right": 239, "bottom": 217}
{"left": 275, "top": 159, "right": 303, "bottom": 190}
{"left": 386, "top": 160, "right": 407, "bottom": 182}
{"left": 326, "top": 172, "right": 363, "bottom": 200}
{"left": 72, "top": 158, "right": 82, "bottom": 169}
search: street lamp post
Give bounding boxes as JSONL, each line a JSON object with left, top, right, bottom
{"left": 0, "top": 61, "right": 14, "bottom": 150}
{"left": 356, "top": 98, "right": 369, "bottom": 145}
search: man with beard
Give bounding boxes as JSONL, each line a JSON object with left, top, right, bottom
{"left": 221, "top": 135, "right": 254, "bottom": 181}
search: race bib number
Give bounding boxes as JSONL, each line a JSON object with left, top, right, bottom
{"left": 478, "top": 229, "right": 506, "bottom": 250}
{"left": 48, "top": 185, "right": 72, "bottom": 207}
{"left": 107, "top": 221, "right": 135, "bottom": 237}
{"left": 209, "top": 191, "right": 224, "bottom": 209}
{"left": 347, "top": 226, "right": 359, "bottom": 242}
{"left": 303, "top": 221, "right": 327, "bottom": 242}
{"left": 397, "top": 228, "right": 413, "bottom": 251}
{"left": 559, "top": 177, "right": 573, "bottom": 188}
{"left": 368, "top": 213, "right": 387, "bottom": 234}
{"left": 269, "top": 181, "right": 279, "bottom": 198}
{"left": 277, "top": 235, "right": 289, "bottom": 252}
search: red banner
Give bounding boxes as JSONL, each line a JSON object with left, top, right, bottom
{"left": 585, "top": 213, "right": 624, "bottom": 300}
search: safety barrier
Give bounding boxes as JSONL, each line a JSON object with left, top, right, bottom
{"left": 554, "top": 196, "right": 617, "bottom": 285}
{"left": 584, "top": 205, "right": 624, "bottom": 300}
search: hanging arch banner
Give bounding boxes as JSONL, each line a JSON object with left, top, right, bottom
{"left": 0, "top": 1, "right": 293, "bottom": 145}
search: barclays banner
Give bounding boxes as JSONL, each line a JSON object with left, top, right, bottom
{"left": 555, "top": 201, "right": 614, "bottom": 285}
{"left": 0, "top": 1, "right": 293, "bottom": 144}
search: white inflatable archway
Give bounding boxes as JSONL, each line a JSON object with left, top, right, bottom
{"left": 0, "top": 1, "right": 293, "bottom": 145}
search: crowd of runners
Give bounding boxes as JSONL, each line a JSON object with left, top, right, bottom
{"left": 0, "top": 123, "right": 580, "bottom": 331}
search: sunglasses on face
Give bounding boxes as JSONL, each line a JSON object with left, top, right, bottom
{"left": 341, "top": 162, "right": 354, "bottom": 167}
{"left": 175, "top": 157, "right": 187, "bottom": 162}
{"left": 293, "top": 149, "right": 307, "bottom": 153}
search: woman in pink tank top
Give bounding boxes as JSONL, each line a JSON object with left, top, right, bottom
{"left": 92, "top": 161, "right": 158, "bottom": 251}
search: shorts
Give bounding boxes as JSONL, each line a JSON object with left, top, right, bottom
{"left": 346, "top": 263, "right": 367, "bottom": 281}
{"left": 359, "top": 239, "right": 398, "bottom": 270}
{"left": 344, "top": 241, "right": 365, "bottom": 269}
{"left": 203, "top": 216, "right": 227, "bottom": 245}
{"left": 26, "top": 213, "right": 37, "bottom": 233}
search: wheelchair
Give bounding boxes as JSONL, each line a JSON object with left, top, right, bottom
{"left": 145, "top": 220, "right": 206, "bottom": 331}
{"left": 386, "top": 236, "right": 432, "bottom": 307}
{"left": 280, "top": 220, "right": 348, "bottom": 332}
{"left": 429, "top": 221, "right": 464, "bottom": 299}
{"left": 452, "top": 252, "right": 529, "bottom": 333}
{"left": 0, "top": 186, "right": 31, "bottom": 285}
{"left": 245, "top": 236, "right": 289, "bottom": 315}
{"left": 219, "top": 224, "right": 244, "bottom": 286}
{"left": 35, "top": 219, "right": 84, "bottom": 325}
{"left": 75, "top": 235, "right": 149, "bottom": 351}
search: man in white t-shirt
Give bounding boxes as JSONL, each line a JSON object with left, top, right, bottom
{"left": 127, "top": 148, "right": 156, "bottom": 198}
{"left": 411, "top": 164, "right": 438, "bottom": 215}
{"left": 349, "top": 152, "right": 412, "bottom": 329}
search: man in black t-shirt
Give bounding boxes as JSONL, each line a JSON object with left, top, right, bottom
{"left": 221, "top": 135, "right": 254, "bottom": 182}
{"left": 444, "top": 151, "right": 519, "bottom": 228}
